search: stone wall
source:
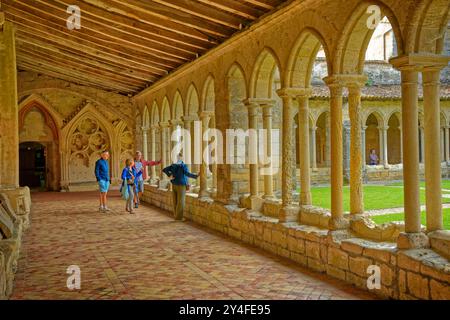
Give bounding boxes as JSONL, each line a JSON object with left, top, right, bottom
{"left": 0, "top": 187, "right": 30, "bottom": 299}
{"left": 142, "top": 185, "right": 450, "bottom": 300}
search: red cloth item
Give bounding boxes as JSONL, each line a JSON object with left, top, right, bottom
{"left": 141, "top": 159, "right": 161, "bottom": 180}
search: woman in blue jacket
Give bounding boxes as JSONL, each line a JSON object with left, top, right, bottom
{"left": 121, "top": 159, "right": 138, "bottom": 214}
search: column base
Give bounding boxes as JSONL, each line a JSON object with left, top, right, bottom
{"left": 262, "top": 194, "right": 276, "bottom": 201}
{"left": 300, "top": 192, "right": 312, "bottom": 206}
{"left": 240, "top": 195, "right": 264, "bottom": 212}
{"left": 328, "top": 217, "right": 350, "bottom": 231}
{"left": 397, "top": 232, "right": 430, "bottom": 249}
{"left": 279, "top": 205, "right": 300, "bottom": 223}
{"left": 199, "top": 190, "right": 211, "bottom": 200}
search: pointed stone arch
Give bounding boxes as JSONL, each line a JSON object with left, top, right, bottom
{"left": 172, "top": 90, "right": 184, "bottom": 121}
{"left": 186, "top": 83, "right": 200, "bottom": 117}
{"left": 201, "top": 75, "right": 215, "bottom": 112}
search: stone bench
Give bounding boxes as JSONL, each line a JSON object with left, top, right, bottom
{"left": 0, "top": 192, "right": 24, "bottom": 299}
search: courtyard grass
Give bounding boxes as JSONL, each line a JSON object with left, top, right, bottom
{"left": 387, "top": 179, "right": 450, "bottom": 192}
{"left": 310, "top": 185, "right": 450, "bottom": 212}
{"left": 370, "top": 208, "right": 450, "bottom": 230}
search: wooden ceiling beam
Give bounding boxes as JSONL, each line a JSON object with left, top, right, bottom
{"left": 4, "top": 2, "right": 196, "bottom": 61}
{"left": 77, "top": 0, "right": 225, "bottom": 43}
{"left": 15, "top": 27, "right": 170, "bottom": 76}
{"left": 149, "top": 0, "right": 244, "bottom": 29}
{"left": 5, "top": 2, "right": 187, "bottom": 68}
{"left": 196, "top": 0, "right": 265, "bottom": 20}
{"left": 242, "top": 0, "right": 282, "bottom": 10}
{"left": 17, "top": 54, "right": 143, "bottom": 92}
{"left": 15, "top": 35, "right": 162, "bottom": 80}
{"left": 16, "top": 41, "right": 155, "bottom": 82}
{"left": 88, "top": 0, "right": 234, "bottom": 40}
{"left": 17, "top": 48, "right": 147, "bottom": 88}
{"left": 18, "top": 61, "right": 136, "bottom": 94}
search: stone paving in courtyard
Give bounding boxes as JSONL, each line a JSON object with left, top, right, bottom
{"left": 11, "top": 192, "right": 377, "bottom": 300}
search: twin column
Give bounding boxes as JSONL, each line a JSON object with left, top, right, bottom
{"left": 390, "top": 54, "right": 449, "bottom": 248}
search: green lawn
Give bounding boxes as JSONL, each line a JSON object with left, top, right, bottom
{"left": 310, "top": 185, "right": 450, "bottom": 212}
{"left": 388, "top": 179, "right": 450, "bottom": 192}
{"left": 371, "top": 208, "right": 450, "bottom": 230}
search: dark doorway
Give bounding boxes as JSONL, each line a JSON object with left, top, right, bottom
{"left": 19, "top": 142, "right": 47, "bottom": 190}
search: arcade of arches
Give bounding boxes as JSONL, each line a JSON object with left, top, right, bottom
{"left": 1, "top": 0, "right": 450, "bottom": 300}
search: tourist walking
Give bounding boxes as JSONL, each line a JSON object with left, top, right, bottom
{"left": 162, "top": 153, "right": 198, "bottom": 221}
{"left": 133, "top": 151, "right": 161, "bottom": 208}
{"left": 121, "top": 158, "right": 137, "bottom": 214}
{"left": 94, "top": 150, "right": 111, "bottom": 213}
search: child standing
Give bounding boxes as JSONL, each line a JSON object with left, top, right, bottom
{"left": 121, "top": 159, "right": 137, "bottom": 214}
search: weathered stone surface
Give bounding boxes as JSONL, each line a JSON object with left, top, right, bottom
{"left": 307, "top": 258, "right": 326, "bottom": 273}
{"left": 428, "top": 230, "right": 450, "bottom": 260}
{"left": 429, "top": 279, "right": 450, "bottom": 300}
{"left": 349, "top": 256, "right": 373, "bottom": 277}
{"left": 305, "top": 241, "right": 321, "bottom": 260}
{"left": 141, "top": 186, "right": 449, "bottom": 300}
{"left": 397, "top": 232, "right": 430, "bottom": 250}
{"left": 407, "top": 272, "right": 429, "bottom": 300}
{"left": 346, "top": 272, "right": 367, "bottom": 290}
{"left": 363, "top": 242, "right": 397, "bottom": 263}
{"left": 287, "top": 236, "right": 305, "bottom": 253}
{"left": 328, "top": 247, "right": 349, "bottom": 270}
{"left": 327, "top": 265, "right": 346, "bottom": 281}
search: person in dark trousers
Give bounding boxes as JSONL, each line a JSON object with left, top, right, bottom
{"left": 94, "top": 150, "right": 111, "bottom": 213}
{"left": 163, "top": 153, "right": 198, "bottom": 221}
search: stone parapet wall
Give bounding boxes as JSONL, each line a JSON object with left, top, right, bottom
{"left": 142, "top": 185, "right": 450, "bottom": 300}
{"left": 0, "top": 188, "right": 30, "bottom": 299}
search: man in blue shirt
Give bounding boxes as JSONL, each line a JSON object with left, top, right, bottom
{"left": 95, "top": 150, "right": 111, "bottom": 213}
{"left": 163, "top": 153, "right": 198, "bottom": 221}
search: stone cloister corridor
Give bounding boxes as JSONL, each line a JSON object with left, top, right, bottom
{"left": 1, "top": 0, "right": 450, "bottom": 301}
{"left": 11, "top": 191, "right": 375, "bottom": 300}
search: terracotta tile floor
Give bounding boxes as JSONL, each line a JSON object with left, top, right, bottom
{"left": 10, "top": 191, "right": 377, "bottom": 300}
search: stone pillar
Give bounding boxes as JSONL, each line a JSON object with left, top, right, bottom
{"left": 210, "top": 115, "right": 218, "bottom": 194}
{"left": 325, "top": 113, "right": 331, "bottom": 167}
{"left": 159, "top": 122, "right": 169, "bottom": 185}
{"left": 244, "top": 101, "right": 260, "bottom": 199}
{"left": 296, "top": 90, "right": 312, "bottom": 205}
{"left": 419, "top": 127, "right": 425, "bottom": 163}
{"left": 261, "top": 102, "right": 274, "bottom": 199}
{"left": 343, "top": 121, "right": 351, "bottom": 179}
{"left": 381, "top": 126, "right": 389, "bottom": 168}
{"left": 182, "top": 116, "right": 193, "bottom": 169}
{"left": 310, "top": 126, "right": 318, "bottom": 171}
{"left": 362, "top": 126, "right": 367, "bottom": 168}
{"left": 150, "top": 126, "right": 158, "bottom": 182}
{"left": 324, "top": 77, "right": 348, "bottom": 230}
{"left": 445, "top": 126, "right": 450, "bottom": 163}
{"left": 199, "top": 111, "right": 212, "bottom": 199}
{"left": 348, "top": 81, "right": 366, "bottom": 214}
{"left": 142, "top": 126, "right": 149, "bottom": 161}
{"left": 0, "top": 21, "right": 19, "bottom": 189}
{"left": 440, "top": 127, "right": 445, "bottom": 162}
{"left": 277, "top": 89, "right": 298, "bottom": 222}
{"left": 390, "top": 56, "right": 427, "bottom": 249}
{"left": 423, "top": 67, "right": 445, "bottom": 231}
{"left": 399, "top": 125, "right": 403, "bottom": 164}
